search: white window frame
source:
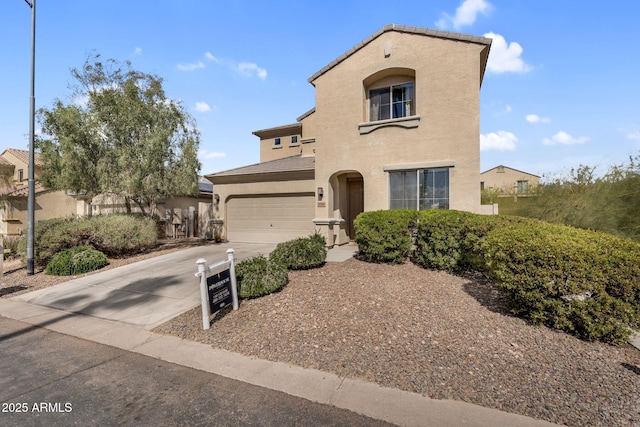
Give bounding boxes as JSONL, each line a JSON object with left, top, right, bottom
{"left": 369, "top": 82, "right": 414, "bottom": 122}
{"left": 388, "top": 168, "right": 450, "bottom": 210}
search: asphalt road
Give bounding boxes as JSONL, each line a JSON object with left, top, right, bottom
{"left": 0, "top": 316, "right": 394, "bottom": 426}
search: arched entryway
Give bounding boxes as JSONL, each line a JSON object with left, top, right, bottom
{"left": 329, "top": 171, "right": 364, "bottom": 243}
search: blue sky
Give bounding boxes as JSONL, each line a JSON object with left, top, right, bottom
{"left": 2, "top": 0, "right": 639, "bottom": 179}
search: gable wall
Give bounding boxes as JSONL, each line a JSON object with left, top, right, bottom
{"left": 312, "top": 31, "right": 485, "bottom": 216}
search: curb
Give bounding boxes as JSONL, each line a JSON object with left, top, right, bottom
{"left": 0, "top": 298, "right": 561, "bottom": 427}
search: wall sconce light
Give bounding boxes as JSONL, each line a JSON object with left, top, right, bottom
{"left": 317, "top": 187, "right": 323, "bottom": 200}
{"left": 214, "top": 194, "right": 220, "bottom": 203}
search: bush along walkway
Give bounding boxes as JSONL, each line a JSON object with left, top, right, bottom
{"left": 354, "top": 209, "right": 640, "bottom": 346}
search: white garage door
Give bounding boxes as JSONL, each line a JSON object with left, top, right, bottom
{"left": 227, "top": 194, "right": 316, "bottom": 243}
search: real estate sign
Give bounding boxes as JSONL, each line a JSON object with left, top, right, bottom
{"left": 195, "top": 249, "right": 239, "bottom": 329}
{"left": 207, "top": 268, "right": 233, "bottom": 313}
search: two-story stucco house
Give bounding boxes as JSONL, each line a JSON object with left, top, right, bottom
{"left": 480, "top": 165, "right": 540, "bottom": 195}
{"left": 207, "top": 24, "right": 492, "bottom": 246}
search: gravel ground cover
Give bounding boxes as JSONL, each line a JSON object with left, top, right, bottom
{"left": 155, "top": 258, "right": 640, "bottom": 427}
{"left": 2, "top": 243, "right": 639, "bottom": 426}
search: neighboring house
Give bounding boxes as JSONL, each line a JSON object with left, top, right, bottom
{"left": 0, "top": 148, "right": 214, "bottom": 239}
{"left": 90, "top": 177, "right": 215, "bottom": 239}
{"left": 207, "top": 24, "right": 492, "bottom": 246}
{"left": 0, "top": 148, "right": 82, "bottom": 236}
{"left": 480, "top": 165, "right": 540, "bottom": 195}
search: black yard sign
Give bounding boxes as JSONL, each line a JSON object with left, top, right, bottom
{"left": 207, "top": 268, "right": 233, "bottom": 314}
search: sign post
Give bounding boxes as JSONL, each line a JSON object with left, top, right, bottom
{"left": 195, "top": 249, "right": 238, "bottom": 329}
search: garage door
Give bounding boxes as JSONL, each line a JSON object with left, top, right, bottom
{"left": 227, "top": 194, "right": 316, "bottom": 243}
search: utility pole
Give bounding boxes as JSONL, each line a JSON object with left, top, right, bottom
{"left": 25, "top": 0, "right": 36, "bottom": 275}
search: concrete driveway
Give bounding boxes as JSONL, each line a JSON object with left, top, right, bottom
{"left": 12, "top": 242, "right": 275, "bottom": 330}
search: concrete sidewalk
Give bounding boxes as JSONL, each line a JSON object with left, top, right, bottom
{"left": 0, "top": 242, "right": 561, "bottom": 427}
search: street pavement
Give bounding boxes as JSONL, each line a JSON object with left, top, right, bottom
{"left": 0, "top": 242, "right": 562, "bottom": 427}
{"left": 0, "top": 316, "right": 393, "bottom": 426}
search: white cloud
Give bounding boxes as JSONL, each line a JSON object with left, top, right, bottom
{"left": 205, "top": 52, "right": 221, "bottom": 63}
{"left": 201, "top": 52, "right": 267, "bottom": 80}
{"left": 195, "top": 102, "right": 211, "bottom": 112}
{"left": 484, "top": 32, "right": 531, "bottom": 74}
{"left": 133, "top": 47, "right": 142, "bottom": 55}
{"left": 526, "top": 114, "right": 550, "bottom": 124}
{"left": 627, "top": 131, "right": 640, "bottom": 140}
{"left": 481, "top": 131, "right": 517, "bottom": 151}
{"left": 198, "top": 149, "right": 226, "bottom": 159}
{"left": 436, "top": 0, "right": 491, "bottom": 30}
{"left": 505, "top": 105, "right": 512, "bottom": 113}
{"left": 177, "top": 61, "right": 205, "bottom": 71}
{"left": 542, "top": 131, "right": 590, "bottom": 146}
{"left": 237, "top": 62, "right": 267, "bottom": 80}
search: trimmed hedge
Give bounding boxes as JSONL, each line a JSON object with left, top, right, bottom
{"left": 20, "top": 214, "right": 158, "bottom": 267}
{"left": 354, "top": 209, "right": 418, "bottom": 263}
{"left": 482, "top": 222, "right": 640, "bottom": 344}
{"left": 354, "top": 209, "right": 640, "bottom": 344}
{"left": 269, "top": 234, "right": 327, "bottom": 270}
{"left": 413, "top": 210, "right": 530, "bottom": 273}
{"left": 45, "top": 246, "right": 109, "bottom": 276}
{"left": 235, "top": 255, "right": 288, "bottom": 299}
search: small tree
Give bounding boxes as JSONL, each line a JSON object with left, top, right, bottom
{"left": 37, "top": 54, "right": 201, "bottom": 216}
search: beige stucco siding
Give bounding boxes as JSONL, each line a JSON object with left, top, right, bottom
{"left": 481, "top": 166, "right": 540, "bottom": 193}
{"left": 2, "top": 190, "right": 78, "bottom": 236}
{"left": 312, "top": 32, "right": 484, "bottom": 220}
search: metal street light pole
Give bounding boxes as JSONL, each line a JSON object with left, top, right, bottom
{"left": 25, "top": 0, "right": 36, "bottom": 275}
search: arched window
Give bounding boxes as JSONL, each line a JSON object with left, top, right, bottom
{"left": 364, "top": 68, "right": 416, "bottom": 123}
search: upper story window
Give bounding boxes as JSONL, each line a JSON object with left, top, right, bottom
{"left": 273, "top": 137, "right": 281, "bottom": 148}
{"left": 290, "top": 135, "right": 299, "bottom": 146}
{"left": 369, "top": 82, "right": 414, "bottom": 122}
{"left": 18, "top": 169, "right": 24, "bottom": 182}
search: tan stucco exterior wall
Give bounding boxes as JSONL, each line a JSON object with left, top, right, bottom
{"left": 481, "top": 167, "right": 540, "bottom": 194}
{"left": 2, "top": 190, "right": 78, "bottom": 236}
{"left": 310, "top": 32, "right": 486, "bottom": 243}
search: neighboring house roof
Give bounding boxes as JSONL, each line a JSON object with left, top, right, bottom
{"left": 198, "top": 177, "right": 213, "bottom": 195}
{"left": 296, "top": 108, "right": 315, "bottom": 122}
{"left": 481, "top": 165, "right": 540, "bottom": 178}
{"left": 0, "top": 148, "right": 43, "bottom": 167}
{"left": 0, "top": 156, "right": 13, "bottom": 166}
{"left": 308, "top": 23, "right": 492, "bottom": 85}
{"left": 252, "top": 123, "right": 302, "bottom": 139}
{"left": 0, "top": 181, "right": 46, "bottom": 198}
{"left": 208, "top": 154, "right": 315, "bottom": 179}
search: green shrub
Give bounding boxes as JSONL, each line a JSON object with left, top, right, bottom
{"left": 413, "top": 210, "right": 530, "bottom": 273}
{"left": 20, "top": 214, "right": 157, "bottom": 267}
{"left": 2, "top": 235, "right": 22, "bottom": 258}
{"left": 483, "top": 222, "right": 640, "bottom": 344}
{"left": 269, "top": 234, "right": 326, "bottom": 270}
{"left": 45, "top": 246, "right": 109, "bottom": 276}
{"left": 86, "top": 214, "right": 157, "bottom": 256}
{"left": 354, "top": 210, "right": 418, "bottom": 263}
{"left": 235, "top": 255, "right": 288, "bottom": 299}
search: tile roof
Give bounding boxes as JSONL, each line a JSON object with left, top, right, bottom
{"left": 0, "top": 181, "right": 46, "bottom": 197}
{"left": 1, "top": 148, "right": 43, "bottom": 166}
{"left": 0, "top": 157, "right": 13, "bottom": 166}
{"left": 308, "top": 23, "right": 492, "bottom": 84}
{"left": 208, "top": 155, "right": 315, "bottom": 178}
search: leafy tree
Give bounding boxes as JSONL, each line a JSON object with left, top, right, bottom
{"left": 37, "top": 54, "right": 201, "bottom": 216}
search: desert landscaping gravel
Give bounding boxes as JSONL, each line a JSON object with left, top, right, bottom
{"left": 155, "top": 258, "right": 640, "bottom": 427}
{"left": 3, "top": 243, "right": 639, "bottom": 426}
